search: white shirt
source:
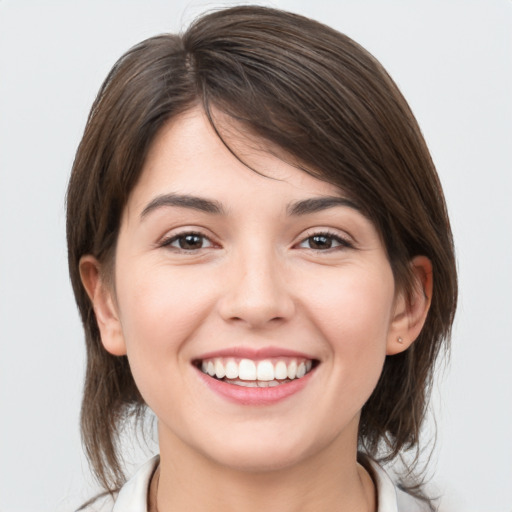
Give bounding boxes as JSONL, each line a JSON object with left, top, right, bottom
{"left": 82, "top": 455, "right": 430, "bottom": 512}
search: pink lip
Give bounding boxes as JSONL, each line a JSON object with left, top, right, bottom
{"left": 196, "top": 346, "right": 315, "bottom": 361}
{"left": 194, "top": 364, "right": 316, "bottom": 406}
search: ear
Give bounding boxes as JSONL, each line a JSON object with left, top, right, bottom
{"left": 79, "top": 255, "right": 127, "bottom": 356}
{"left": 386, "top": 255, "right": 433, "bottom": 355}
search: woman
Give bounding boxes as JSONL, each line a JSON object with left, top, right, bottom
{"left": 67, "top": 6, "right": 457, "bottom": 511}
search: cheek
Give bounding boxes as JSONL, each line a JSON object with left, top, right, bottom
{"left": 308, "top": 263, "right": 394, "bottom": 333}
{"left": 114, "top": 261, "right": 215, "bottom": 392}
{"left": 303, "top": 265, "right": 394, "bottom": 388}
{"left": 117, "top": 259, "right": 210, "bottom": 335}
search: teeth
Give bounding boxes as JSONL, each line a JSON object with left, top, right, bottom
{"left": 287, "top": 360, "right": 297, "bottom": 379}
{"left": 214, "top": 359, "right": 225, "bottom": 379}
{"left": 239, "top": 359, "right": 257, "bottom": 380}
{"left": 199, "top": 357, "right": 315, "bottom": 383}
{"left": 227, "top": 378, "right": 292, "bottom": 388}
{"left": 256, "top": 360, "right": 274, "bottom": 381}
{"left": 275, "top": 361, "right": 288, "bottom": 380}
{"left": 231, "top": 380, "right": 258, "bottom": 388}
{"left": 225, "top": 360, "right": 238, "bottom": 379}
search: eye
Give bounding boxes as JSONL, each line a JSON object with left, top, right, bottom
{"left": 161, "top": 232, "right": 214, "bottom": 251}
{"left": 298, "top": 232, "right": 352, "bottom": 251}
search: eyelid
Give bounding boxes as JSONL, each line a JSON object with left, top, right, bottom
{"left": 157, "top": 228, "right": 220, "bottom": 252}
{"left": 294, "top": 228, "right": 355, "bottom": 250}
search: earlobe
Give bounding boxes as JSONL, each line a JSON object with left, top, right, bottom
{"left": 387, "top": 255, "right": 433, "bottom": 355}
{"left": 79, "top": 255, "right": 127, "bottom": 356}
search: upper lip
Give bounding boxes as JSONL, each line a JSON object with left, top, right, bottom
{"left": 194, "top": 346, "right": 317, "bottom": 361}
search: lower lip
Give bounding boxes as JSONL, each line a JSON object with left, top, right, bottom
{"left": 195, "top": 367, "right": 315, "bottom": 405}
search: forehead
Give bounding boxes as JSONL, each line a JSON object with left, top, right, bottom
{"left": 126, "top": 107, "right": 350, "bottom": 216}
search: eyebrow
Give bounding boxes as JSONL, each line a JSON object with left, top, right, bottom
{"left": 287, "top": 196, "right": 361, "bottom": 216}
{"left": 140, "top": 193, "right": 225, "bottom": 219}
{"left": 140, "top": 193, "right": 361, "bottom": 220}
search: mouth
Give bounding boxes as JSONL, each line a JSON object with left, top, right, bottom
{"left": 193, "top": 357, "right": 319, "bottom": 388}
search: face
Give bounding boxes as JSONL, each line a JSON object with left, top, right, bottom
{"left": 87, "top": 107, "right": 417, "bottom": 473}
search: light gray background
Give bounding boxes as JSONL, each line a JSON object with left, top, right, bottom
{"left": 1, "top": 1, "right": 511, "bottom": 511}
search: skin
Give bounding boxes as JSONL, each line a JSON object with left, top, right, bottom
{"left": 80, "top": 107, "right": 432, "bottom": 512}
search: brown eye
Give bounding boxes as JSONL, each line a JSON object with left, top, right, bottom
{"left": 163, "top": 232, "right": 214, "bottom": 251}
{"left": 298, "top": 232, "right": 352, "bottom": 251}
{"left": 308, "top": 235, "right": 334, "bottom": 250}
{"left": 178, "top": 234, "right": 204, "bottom": 250}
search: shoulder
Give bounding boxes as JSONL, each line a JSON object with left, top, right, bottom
{"left": 78, "top": 455, "right": 159, "bottom": 512}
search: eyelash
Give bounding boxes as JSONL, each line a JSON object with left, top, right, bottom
{"left": 159, "top": 231, "right": 216, "bottom": 252}
{"left": 296, "top": 230, "right": 354, "bottom": 251}
{"left": 159, "top": 229, "right": 353, "bottom": 253}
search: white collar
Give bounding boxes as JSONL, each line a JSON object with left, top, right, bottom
{"left": 113, "top": 455, "right": 158, "bottom": 512}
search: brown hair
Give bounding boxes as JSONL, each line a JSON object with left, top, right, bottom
{"left": 67, "top": 5, "right": 457, "bottom": 500}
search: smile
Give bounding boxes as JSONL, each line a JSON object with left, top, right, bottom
{"left": 197, "top": 357, "right": 316, "bottom": 387}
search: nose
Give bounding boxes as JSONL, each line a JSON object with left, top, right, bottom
{"left": 217, "top": 248, "right": 295, "bottom": 329}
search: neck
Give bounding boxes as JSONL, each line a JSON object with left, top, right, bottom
{"left": 153, "top": 425, "right": 376, "bottom": 512}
